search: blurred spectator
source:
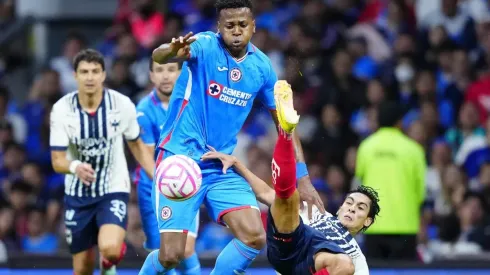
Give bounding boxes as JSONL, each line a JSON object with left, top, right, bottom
{"left": 356, "top": 101, "right": 426, "bottom": 260}
{"left": 0, "top": 86, "right": 26, "bottom": 144}
{"left": 128, "top": 0, "right": 165, "bottom": 49}
{"left": 21, "top": 207, "right": 58, "bottom": 254}
{"left": 50, "top": 33, "right": 86, "bottom": 94}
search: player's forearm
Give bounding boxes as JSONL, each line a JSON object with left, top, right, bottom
{"left": 233, "top": 159, "right": 274, "bottom": 206}
{"left": 128, "top": 139, "right": 155, "bottom": 178}
{"left": 51, "top": 152, "right": 77, "bottom": 174}
{"left": 291, "top": 132, "right": 306, "bottom": 163}
{"left": 152, "top": 44, "right": 187, "bottom": 64}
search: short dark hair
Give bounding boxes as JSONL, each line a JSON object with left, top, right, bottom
{"left": 348, "top": 186, "right": 380, "bottom": 230}
{"left": 149, "top": 61, "right": 183, "bottom": 72}
{"left": 215, "top": 0, "right": 253, "bottom": 14}
{"left": 73, "top": 49, "right": 105, "bottom": 71}
{"left": 378, "top": 101, "right": 406, "bottom": 127}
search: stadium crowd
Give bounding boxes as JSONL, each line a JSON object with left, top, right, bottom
{"left": 1, "top": 0, "right": 490, "bottom": 263}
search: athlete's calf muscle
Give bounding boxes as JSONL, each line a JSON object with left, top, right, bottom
{"left": 270, "top": 191, "right": 300, "bottom": 234}
{"left": 158, "top": 232, "right": 187, "bottom": 268}
{"left": 222, "top": 208, "right": 266, "bottom": 250}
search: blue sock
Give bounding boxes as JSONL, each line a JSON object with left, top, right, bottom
{"left": 211, "top": 238, "right": 260, "bottom": 275}
{"left": 139, "top": 250, "right": 177, "bottom": 275}
{"left": 180, "top": 252, "right": 201, "bottom": 275}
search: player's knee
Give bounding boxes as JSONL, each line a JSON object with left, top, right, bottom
{"left": 158, "top": 249, "right": 184, "bottom": 268}
{"left": 237, "top": 226, "right": 266, "bottom": 250}
{"left": 99, "top": 242, "right": 121, "bottom": 262}
{"left": 331, "top": 254, "right": 355, "bottom": 275}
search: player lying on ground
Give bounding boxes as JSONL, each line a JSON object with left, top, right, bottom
{"left": 202, "top": 81, "right": 380, "bottom": 275}
{"left": 134, "top": 60, "right": 200, "bottom": 274}
{"left": 140, "top": 0, "right": 324, "bottom": 274}
{"left": 50, "top": 49, "right": 155, "bottom": 275}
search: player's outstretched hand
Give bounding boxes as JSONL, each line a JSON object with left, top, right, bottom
{"left": 297, "top": 176, "right": 326, "bottom": 219}
{"left": 75, "top": 163, "right": 96, "bottom": 185}
{"left": 201, "top": 146, "right": 236, "bottom": 174}
{"left": 169, "top": 32, "right": 197, "bottom": 58}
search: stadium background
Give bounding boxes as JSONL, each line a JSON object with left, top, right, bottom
{"left": 0, "top": 0, "right": 490, "bottom": 274}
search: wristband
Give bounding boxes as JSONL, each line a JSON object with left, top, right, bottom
{"left": 296, "top": 162, "right": 309, "bottom": 180}
{"left": 69, "top": 160, "right": 82, "bottom": 174}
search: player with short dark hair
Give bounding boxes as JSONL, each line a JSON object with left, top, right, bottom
{"left": 202, "top": 81, "right": 379, "bottom": 275}
{"left": 139, "top": 0, "right": 324, "bottom": 274}
{"left": 50, "top": 49, "right": 155, "bottom": 275}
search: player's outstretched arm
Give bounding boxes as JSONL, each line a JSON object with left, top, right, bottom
{"left": 152, "top": 32, "right": 196, "bottom": 64}
{"left": 201, "top": 150, "right": 275, "bottom": 206}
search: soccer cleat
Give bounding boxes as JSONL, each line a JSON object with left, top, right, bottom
{"left": 99, "top": 256, "right": 117, "bottom": 275}
{"left": 274, "top": 80, "right": 300, "bottom": 134}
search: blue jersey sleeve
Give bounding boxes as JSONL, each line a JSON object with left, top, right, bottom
{"left": 189, "top": 32, "right": 216, "bottom": 62}
{"left": 137, "top": 110, "right": 156, "bottom": 145}
{"left": 256, "top": 62, "right": 277, "bottom": 110}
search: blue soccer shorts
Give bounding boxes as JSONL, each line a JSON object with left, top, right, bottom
{"left": 153, "top": 149, "right": 259, "bottom": 234}
{"left": 138, "top": 178, "right": 199, "bottom": 250}
{"left": 64, "top": 192, "right": 129, "bottom": 254}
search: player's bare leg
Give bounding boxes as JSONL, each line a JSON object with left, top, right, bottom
{"left": 98, "top": 224, "right": 127, "bottom": 275}
{"left": 73, "top": 248, "right": 96, "bottom": 275}
{"left": 159, "top": 232, "right": 187, "bottom": 268}
{"left": 272, "top": 81, "right": 354, "bottom": 275}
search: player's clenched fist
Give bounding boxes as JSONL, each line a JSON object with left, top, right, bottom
{"left": 74, "top": 162, "right": 96, "bottom": 185}
{"left": 169, "top": 32, "right": 197, "bottom": 58}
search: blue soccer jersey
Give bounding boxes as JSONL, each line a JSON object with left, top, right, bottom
{"left": 157, "top": 31, "right": 277, "bottom": 159}
{"left": 134, "top": 90, "right": 169, "bottom": 184}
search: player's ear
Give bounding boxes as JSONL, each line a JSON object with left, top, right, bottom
{"left": 217, "top": 21, "right": 220, "bottom": 33}
{"left": 363, "top": 217, "right": 373, "bottom": 228}
{"left": 252, "top": 20, "right": 256, "bottom": 33}
{"left": 101, "top": 71, "right": 107, "bottom": 83}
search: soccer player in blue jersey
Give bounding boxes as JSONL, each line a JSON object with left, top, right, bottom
{"left": 202, "top": 81, "right": 380, "bottom": 275}
{"left": 134, "top": 60, "right": 200, "bottom": 275}
{"left": 138, "top": 0, "right": 324, "bottom": 274}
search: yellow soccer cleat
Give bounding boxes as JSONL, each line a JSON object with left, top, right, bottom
{"left": 274, "top": 80, "right": 300, "bottom": 134}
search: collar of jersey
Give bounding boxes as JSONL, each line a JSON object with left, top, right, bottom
{"left": 76, "top": 89, "right": 106, "bottom": 114}
{"left": 216, "top": 33, "right": 256, "bottom": 62}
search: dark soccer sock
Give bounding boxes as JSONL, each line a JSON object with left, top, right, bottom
{"left": 180, "top": 252, "right": 201, "bottom": 275}
{"left": 102, "top": 242, "right": 127, "bottom": 269}
{"left": 272, "top": 128, "right": 296, "bottom": 199}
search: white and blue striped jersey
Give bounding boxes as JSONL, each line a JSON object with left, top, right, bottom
{"left": 300, "top": 205, "right": 370, "bottom": 275}
{"left": 50, "top": 89, "right": 140, "bottom": 206}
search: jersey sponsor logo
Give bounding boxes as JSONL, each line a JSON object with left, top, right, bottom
{"left": 217, "top": 66, "right": 228, "bottom": 72}
{"left": 206, "top": 80, "right": 252, "bottom": 107}
{"left": 230, "top": 68, "right": 242, "bottom": 82}
{"left": 77, "top": 137, "right": 109, "bottom": 157}
{"left": 110, "top": 199, "right": 127, "bottom": 223}
{"left": 161, "top": 206, "right": 172, "bottom": 220}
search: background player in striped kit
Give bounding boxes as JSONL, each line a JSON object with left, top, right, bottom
{"left": 49, "top": 49, "right": 155, "bottom": 275}
{"left": 201, "top": 81, "right": 379, "bottom": 275}
{"left": 134, "top": 60, "right": 201, "bottom": 274}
